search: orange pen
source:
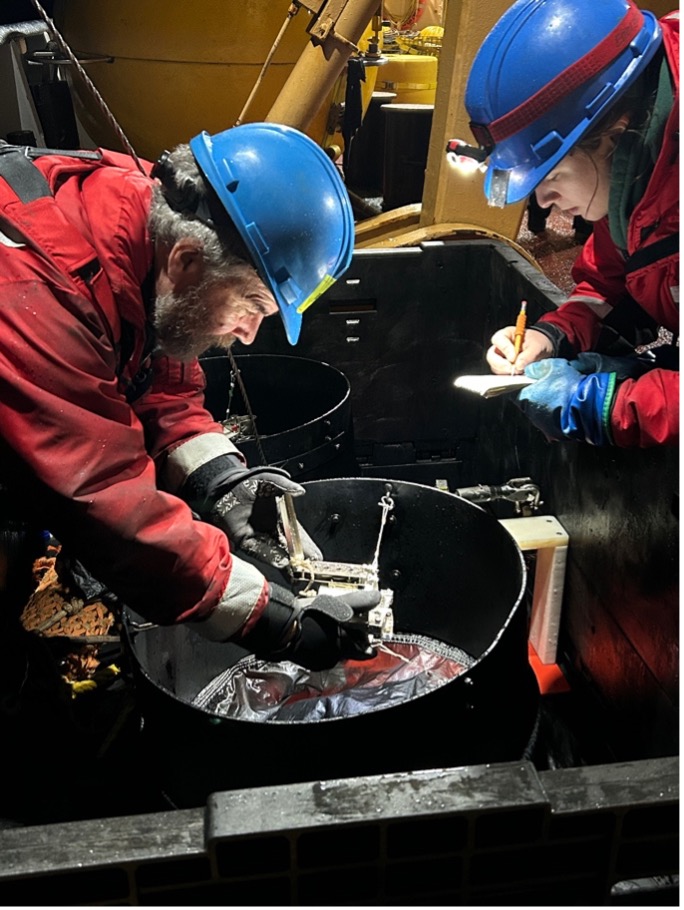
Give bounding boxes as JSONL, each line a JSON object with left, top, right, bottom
{"left": 511, "top": 300, "right": 527, "bottom": 373}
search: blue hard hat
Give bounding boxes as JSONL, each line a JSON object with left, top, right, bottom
{"left": 465, "top": 0, "right": 662, "bottom": 206}
{"left": 189, "top": 123, "right": 355, "bottom": 344}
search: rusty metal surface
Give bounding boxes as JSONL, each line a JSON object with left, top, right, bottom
{"left": 516, "top": 206, "right": 584, "bottom": 297}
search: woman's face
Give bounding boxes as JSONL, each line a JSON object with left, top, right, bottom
{"left": 534, "top": 134, "right": 615, "bottom": 222}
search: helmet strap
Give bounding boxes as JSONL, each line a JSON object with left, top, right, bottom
{"left": 152, "top": 150, "right": 235, "bottom": 233}
{"left": 484, "top": 1, "right": 644, "bottom": 144}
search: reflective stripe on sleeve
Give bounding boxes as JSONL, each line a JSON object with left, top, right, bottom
{"left": 163, "top": 433, "right": 242, "bottom": 493}
{"left": 565, "top": 294, "right": 615, "bottom": 319}
{"left": 188, "top": 555, "right": 267, "bottom": 642}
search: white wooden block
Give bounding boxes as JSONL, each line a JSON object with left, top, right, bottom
{"left": 499, "top": 516, "right": 569, "bottom": 665}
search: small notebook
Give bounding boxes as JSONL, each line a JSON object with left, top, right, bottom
{"left": 453, "top": 374, "right": 536, "bottom": 399}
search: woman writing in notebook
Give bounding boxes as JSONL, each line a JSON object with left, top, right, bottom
{"left": 463, "top": 0, "right": 678, "bottom": 447}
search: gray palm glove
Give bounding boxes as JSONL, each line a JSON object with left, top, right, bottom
{"left": 182, "top": 454, "right": 322, "bottom": 568}
{"left": 243, "top": 583, "right": 379, "bottom": 671}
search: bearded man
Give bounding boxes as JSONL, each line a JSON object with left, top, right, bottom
{"left": 0, "top": 124, "right": 378, "bottom": 675}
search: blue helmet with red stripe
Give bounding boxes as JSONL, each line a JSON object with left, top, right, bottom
{"left": 465, "top": 0, "right": 662, "bottom": 206}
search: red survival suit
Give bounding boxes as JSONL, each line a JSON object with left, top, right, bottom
{"left": 535, "top": 11, "right": 679, "bottom": 447}
{"left": 0, "top": 149, "right": 267, "bottom": 630}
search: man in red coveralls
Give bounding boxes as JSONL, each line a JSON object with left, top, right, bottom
{"left": 463, "top": 0, "right": 678, "bottom": 447}
{"left": 0, "top": 122, "right": 379, "bottom": 681}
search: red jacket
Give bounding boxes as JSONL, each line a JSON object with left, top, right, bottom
{"left": 536, "top": 12, "right": 679, "bottom": 447}
{"left": 0, "top": 149, "right": 262, "bottom": 628}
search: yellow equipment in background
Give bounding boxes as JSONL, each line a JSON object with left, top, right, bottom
{"left": 51, "top": 0, "right": 676, "bottom": 244}
{"left": 53, "top": 0, "right": 380, "bottom": 160}
{"left": 393, "top": 25, "right": 444, "bottom": 57}
{"left": 375, "top": 52, "right": 438, "bottom": 105}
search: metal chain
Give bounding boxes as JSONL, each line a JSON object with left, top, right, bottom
{"left": 371, "top": 490, "right": 395, "bottom": 572}
{"left": 28, "top": 0, "right": 147, "bottom": 175}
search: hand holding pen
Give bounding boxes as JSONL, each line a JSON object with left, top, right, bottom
{"left": 485, "top": 301, "right": 555, "bottom": 375}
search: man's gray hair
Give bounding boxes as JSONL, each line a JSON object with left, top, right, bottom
{"left": 148, "top": 144, "right": 254, "bottom": 282}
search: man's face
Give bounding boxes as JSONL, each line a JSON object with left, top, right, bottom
{"left": 153, "top": 264, "right": 278, "bottom": 361}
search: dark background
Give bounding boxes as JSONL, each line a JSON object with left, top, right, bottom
{"left": 1, "top": 1, "right": 55, "bottom": 24}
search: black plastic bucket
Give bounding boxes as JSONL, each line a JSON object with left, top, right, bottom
{"left": 124, "top": 478, "right": 539, "bottom": 808}
{"left": 200, "top": 353, "right": 357, "bottom": 480}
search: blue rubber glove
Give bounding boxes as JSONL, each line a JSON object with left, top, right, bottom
{"left": 570, "top": 351, "right": 655, "bottom": 380}
{"left": 517, "top": 359, "right": 617, "bottom": 445}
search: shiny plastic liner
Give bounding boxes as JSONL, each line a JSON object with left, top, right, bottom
{"left": 193, "top": 634, "right": 475, "bottom": 722}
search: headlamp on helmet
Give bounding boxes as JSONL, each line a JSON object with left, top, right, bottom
{"left": 463, "top": 0, "right": 662, "bottom": 206}
{"left": 445, "top": 137, "right": 489, "bottom": 175}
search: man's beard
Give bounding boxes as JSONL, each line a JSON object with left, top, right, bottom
{"left": 153, "top": 281, "right": 235, "bottom": 361}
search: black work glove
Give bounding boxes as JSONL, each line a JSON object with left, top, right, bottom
{"left": 243, "top": 582, "right": 380, "bottom": 671}
{"left": 184, "top": 455, "right": 322, "bottom": 568}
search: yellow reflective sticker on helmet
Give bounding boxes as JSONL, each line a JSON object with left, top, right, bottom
{"left": 296, "top": 274, "right": 337, "bottom": 314}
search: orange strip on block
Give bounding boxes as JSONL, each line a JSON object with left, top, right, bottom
{"left": 528, "top": 642, "right": 571, "bottom": 695}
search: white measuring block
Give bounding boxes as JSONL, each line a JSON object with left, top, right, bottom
{"left": 499, "top": 515, "right": 569, "bottom": 665}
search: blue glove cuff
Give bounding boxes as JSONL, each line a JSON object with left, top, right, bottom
{"left": 562, "top": 372, "right": 617, "bottom": 446}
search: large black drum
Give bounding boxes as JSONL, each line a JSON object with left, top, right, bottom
{"left": 200, "top": 353, "right": 357, "bottom": 480}
{"left": 124, "top": 478, "right": 538, "bottom": 808}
